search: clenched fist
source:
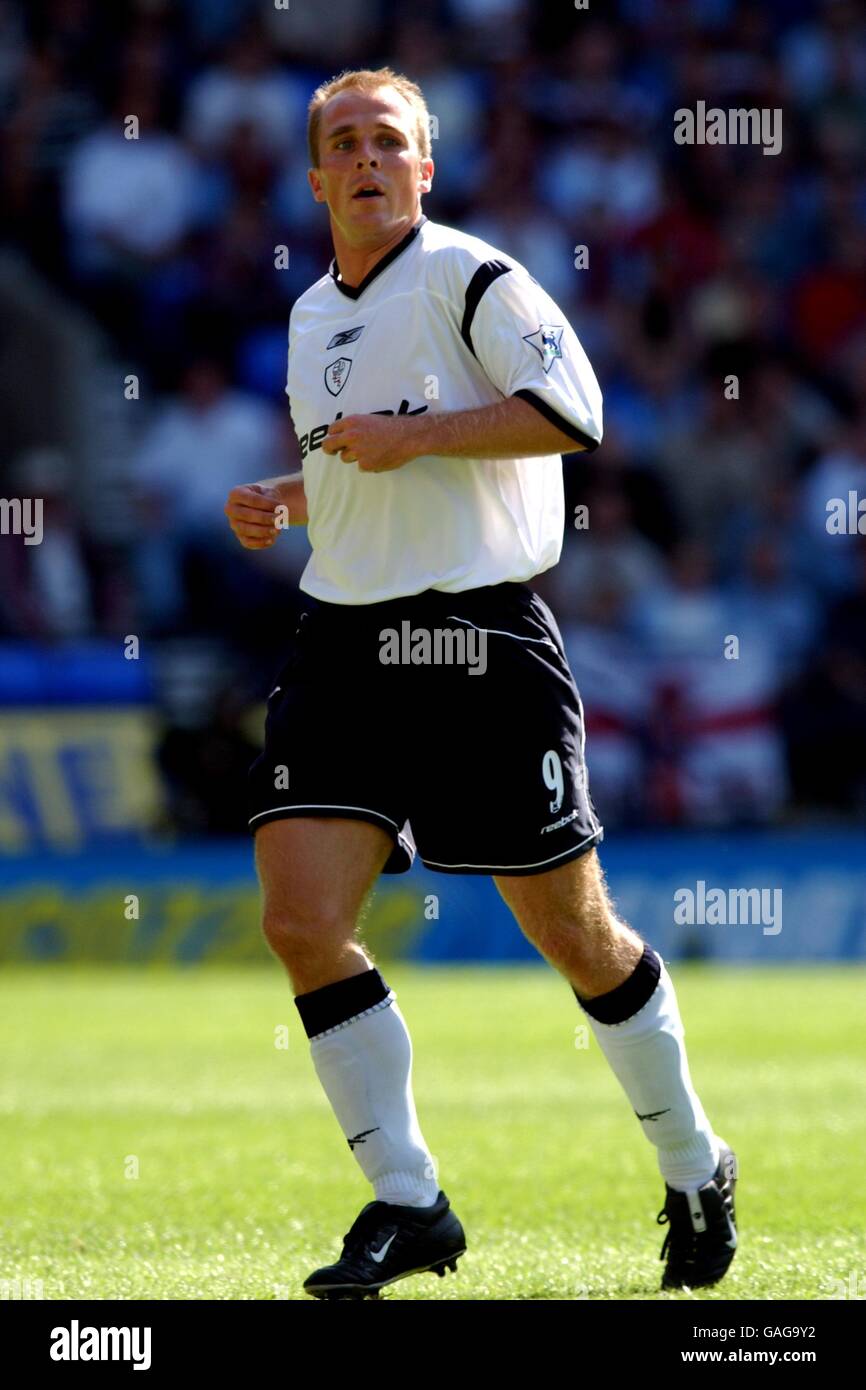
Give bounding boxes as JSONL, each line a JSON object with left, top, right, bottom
{"left": 322, "top": 413, "right": 422, "bottom": 473}
{"left": 224, "top": 483, "right": 284, "bottom": 548}
{"left": 224, "top": 475, "right": 307, "bottom": 547}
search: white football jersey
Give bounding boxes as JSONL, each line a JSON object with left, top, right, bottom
{"left": 286, "top": 215, "right": 603, "bottom": 604}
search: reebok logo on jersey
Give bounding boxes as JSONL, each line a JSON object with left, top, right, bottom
{"left": 523, "top": 323, "right": 564, "bottom": 373}
{"left": 327, "top": 326, "right": 365, "bottom": 349}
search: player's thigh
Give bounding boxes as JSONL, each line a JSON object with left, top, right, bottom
{"left": 494, "top": 846, "right": 612, "bottom": 937}
{"left": 254, "top": 815, "right": 393, "bottom": 942}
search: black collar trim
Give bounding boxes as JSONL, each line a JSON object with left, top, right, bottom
{"left": 329, "top": 215, "right": 427, "bottom": 300}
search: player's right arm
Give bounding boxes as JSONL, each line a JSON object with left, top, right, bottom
{"left": 224, "top": 471, "right": 307, "bottom": 548}
{"left": 227, "top": 314, "right": 309, "bottom": 548}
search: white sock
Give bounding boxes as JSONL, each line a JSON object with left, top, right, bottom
{"left": 578, "top": 951, "right": 720, "bottom": 1191}
{"left": 298, "top": 971, "right": 439, "bottom": 1208}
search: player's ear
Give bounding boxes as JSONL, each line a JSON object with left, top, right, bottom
{"left": 308, "top": 168, "right": 327, "bottom": 203}
{"left": 418, "top": 158, "right": 434, "bottom": 194}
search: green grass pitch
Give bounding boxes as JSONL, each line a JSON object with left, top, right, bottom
{"left": 1, "top": 964, "right": 864, "bottom": 1300}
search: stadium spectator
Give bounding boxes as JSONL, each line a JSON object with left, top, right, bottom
{"left": 183, "top": 21, "right": 305, "bottom": 158}
{"left": 781, "top": 539, "right": 866, "bottom": 814}
{"left": 130, "top": 357, "right": 286, "bottom": 636}
{"left": 0, "top": 448, "right": 94, "bottom": 638}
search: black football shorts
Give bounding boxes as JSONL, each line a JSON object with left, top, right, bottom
{"left": 247, "top": 580, "right": 604, "bottom": 875}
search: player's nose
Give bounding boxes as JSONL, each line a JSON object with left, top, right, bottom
{"left": 355, "top": 139, "right": 379, "bottom": 167}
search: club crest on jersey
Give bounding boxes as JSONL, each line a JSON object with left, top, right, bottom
{"left": 326, "top": 325, "right": 365, "bottom": 350}
{"left": 523, "top": 323, "right": 564, "bottom": 373}
{"left": 324, "top": 356, "right": 352, "bottom": 396}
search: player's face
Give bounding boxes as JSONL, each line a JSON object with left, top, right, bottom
{"left": 309, "top": 87, "right": 433, "bottom": 243}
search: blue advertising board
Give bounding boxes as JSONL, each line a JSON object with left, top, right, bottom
{"left": 1, "top": 831, "right": 863, "bottom": 963}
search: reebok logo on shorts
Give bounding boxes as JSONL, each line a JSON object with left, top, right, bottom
{"left": 541, "top": 807, "right": 581, "bottom": 834}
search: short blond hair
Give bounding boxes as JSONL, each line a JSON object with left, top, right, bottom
{"left": 307, "top": 66, "right": 431, "bottom": 167}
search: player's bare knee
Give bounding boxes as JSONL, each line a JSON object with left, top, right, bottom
{"left": 261, "top": 901, "right": 352, "bottom": 966}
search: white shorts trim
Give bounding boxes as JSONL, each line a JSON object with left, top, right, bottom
{"left": 421, "top": 832, "right": 601, "bottom": 873}
{"left": 445, "top": 615, "right": 558, "bottom": 649}
{"left": 248, "top": 802, "right": 401, "bottom": 831}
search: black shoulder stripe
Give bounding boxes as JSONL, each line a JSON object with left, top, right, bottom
{"left": 461, "top": 260, "right": 512, "bottom": 356}
{"left": 513, "top": 389, "right": 601, "bottom": 452}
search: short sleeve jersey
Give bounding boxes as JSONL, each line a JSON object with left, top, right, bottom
{"left": 286, "top": 215, "right": 603, "bottom": 604}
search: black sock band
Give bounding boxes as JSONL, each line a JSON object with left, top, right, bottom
{"left": 294, "top": 967, "right": 392, "bottom": 1039}
{"left": 574, "top": 944, "right": 661, "bottom": 1024}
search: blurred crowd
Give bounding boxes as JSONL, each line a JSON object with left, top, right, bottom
{"left": 1, "top": 0, "right": 866, "bottom": 832}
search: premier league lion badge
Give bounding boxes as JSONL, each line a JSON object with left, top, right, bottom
{"left": 522, "top": 324, "right": 564, "bottom": 374}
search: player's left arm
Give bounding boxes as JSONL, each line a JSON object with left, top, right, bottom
{"left": 322, "top": 396, "right": 584, "bottom": 472}
{"left": 322, "top": 260, "right": 602, "bottom": 474}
